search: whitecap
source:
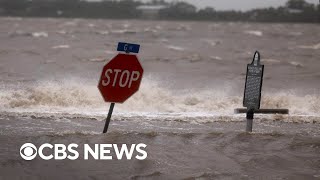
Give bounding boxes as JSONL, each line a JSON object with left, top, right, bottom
{"left": 44, "top": 60, "right": 56, "bottom": 64}
{"left": 105, "top": 50, "right": 116, "bottom": 54}
{"left": 52, "top": 45, "right": 70, "bottom": 49}
{"left": 56, "top": 30, "right": 68, "bottom": 35}
{"left": 167, "top": 45, "right": 185, "bottom": 52}
{"left": 159, "top": 38, "right": 169, "bottom": 43}
{"left": 289, "top": 61, "right": 303, "bottom": 68}
{"left": 88, "top": 23, "right": 96, "bottom": 28}
{"left": 244, "top": 30, "right": 263, "bottom": 37}
{"left": 110, "top": 29, "right": 138, "bottom": 34}
{"left": 155, "top": 25, "right": 162, "bottom": 30}
{"left": 188, "top": 54, "right": 202, "bottom": 62}
{"left": 122, "top": 23, "right": 131, "bottom": 29}
{"left": 262, "top": 59, "right": 281, "bottom": 64}
{"left": 204, "top": 39, "right": 221, "bottom": 47}
{"left": 177, "top": 24, "right": 191, "bottom": 31}
{"left": 96, "top": 31, "right": 109, "bottom": 35}
{"left": 298, "top": 43, "right": 320, "bottom": 50}
{"left": 32, "top": 32, "right": 48, "bottom": 38}
{"left": 0, "top": 78, "right": 319, "bottom": 122}
{"left": 210, "top": 56, "right": 223, "bottom": 61}
{"left": 88, "top": 57, "right": 106, "bottom": 62}
{"left": 61, "top": 21, "right": 78, "bottom": 27}
{"left": 144, "top": 28, "right": 158, "bottom": 33}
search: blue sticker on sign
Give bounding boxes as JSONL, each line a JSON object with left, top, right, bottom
{"left": 117, "top": 42, "right": 140, "bottom": 53}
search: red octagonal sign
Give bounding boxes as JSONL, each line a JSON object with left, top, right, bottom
{"left": 98, "top": 54, "right": 143, "bottom": 103}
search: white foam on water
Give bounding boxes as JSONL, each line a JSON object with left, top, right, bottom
{"left": 203, "top": 39, "right": 221, "bottom": 47}
{"left": 110, "top": 29, "right": 139, "bottom": 34}
{"left": 56, "top": 30, "right": 68, "bottom": 35}
{"left": 105, "top": 50, "right": 116, "bottom": 54}
{"left": 262, "top": 59, "right": 281, "bottom": 64}
{"left": 88, "top": 23, "right": 96, "bottom": 28}
{"left": 210, "top": 56, "right": 223, "bottom": 61}
{"left": 298, "top": 42, "right": 320, "bottom": 50}
{"left": 289, "top": 61, "right": 304, "bottom": 68}
{"left": 144, "top": 28, "right": 158, "bottom": 33}
{"left": 53, "top": 130, "right": 101, "bottom": 136}
{"left": 0, "top": 77, "right": 319, "bottom": 123}
{"left": 167, "top": 45, "right": 185, "bottom": 52}
{"left": 32, "top": 32, "right": 48, "bottom": 38}
{"left": 60, "top": 20, "right": 79, "bottom": 27}
{"left": 95, "top": 30, "right": 109, "bottom": 35}
{"left": 155, "top": 25, "right": 162, "bottom": 30}
{"left": 244, "top": 30, "right": 263, "bottom": 37}
{"left": 52, "top": 45, "right": 70, "bottom": 49}
{"left": 88, "top": 57, "right": 106, "bottom": 62}
{"left": 176, "top": 24, "right": 191, "bottom": 31}
{"left": 122, "top": 22, "right": 131, "bottom": 29}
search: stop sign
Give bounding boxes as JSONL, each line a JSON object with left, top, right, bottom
{"left": 98, "top": 53, "right": 143, "bottom": 103}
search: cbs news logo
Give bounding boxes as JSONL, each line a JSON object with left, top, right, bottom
{"left": 20, "top": 143, "right": 147, "bottom": 160}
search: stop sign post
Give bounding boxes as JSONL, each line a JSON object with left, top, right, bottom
{"left": 98, "top": 42, "right": 143, "bottom": 133}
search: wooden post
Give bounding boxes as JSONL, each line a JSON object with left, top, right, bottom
{"left": 234, "top": 108, "right": 289, "bottom": 114}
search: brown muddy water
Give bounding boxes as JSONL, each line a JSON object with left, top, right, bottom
{"left": 0, "top": 17, "right": 319, "bottom": 179}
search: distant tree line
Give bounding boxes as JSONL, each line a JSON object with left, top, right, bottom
{"left": 158, "top": 0, "right": 319, "bottom": 22}
{"left": 0, "top": 0, "right": 318, "bottom": 23}
{"left": 0, "top": 0, "right": 142, "bottom": 19}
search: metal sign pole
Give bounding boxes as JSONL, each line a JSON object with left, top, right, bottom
{"left": 235, "top": 108, "right": 289, "bottom": 131}
{"left": 103, "top": 102, "right": 115, "bottom": 133}
{"left": 246, "top": 109, "right": 254, "bottom": 132}
{"left": 102, "top": 42, "right": 140, "bottom": 134}
{"left": 238, "top": 51, "right": 289, "bottom": 132}
{"left": 243, "top": 51, "right": 264, "bottom": 132}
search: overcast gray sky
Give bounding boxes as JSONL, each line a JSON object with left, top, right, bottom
{"left": 140, "top": 0, "right": 319, "bottom": 11}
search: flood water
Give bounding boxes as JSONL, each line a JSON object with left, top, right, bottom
{"left": 0, "top": 17, "right": 319, "bottom": 179}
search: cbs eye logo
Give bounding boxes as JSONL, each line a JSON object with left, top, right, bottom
{"left": 20, "top": 143, "right": 37, "bottom": 160}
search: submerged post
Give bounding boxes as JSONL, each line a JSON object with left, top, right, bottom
{"left": 98, "top": 42, "right": 143, "bottom": 134}
{"left": 243, "top": 51, "right": 264, "bottom": 132}
{"left": 234, "top": 108, "right": 289, "bottom": 114}
{"left": 103, "top": 103, "right": 115, "bottom": 133}
{"left": 246, "top": 109, "right": 254, "bottom": 132}
{"left": 237, "top": 51, "right": 289, "bottom": 132}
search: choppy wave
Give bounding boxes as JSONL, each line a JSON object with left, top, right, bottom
{"left": 166, "top": 45, "right": 185, "bottom": 52}
{"left": 0, "top": 78, "right": 319, "bottom": 120}
{"left": 51, "top": 45, "right": 70, "bottom": 49}
{"left": 298, "top": 42, "right": 320, "bottom": 50}
{"left": 244, "top": 30, "right": 263, "bottom": 37}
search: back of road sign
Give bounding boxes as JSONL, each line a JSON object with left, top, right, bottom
{"left": 243, "top": 51, "right": 264, "bottom": 110}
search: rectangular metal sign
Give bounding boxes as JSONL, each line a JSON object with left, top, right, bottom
{"left": 243, "top": 51, "right": 264, "bottom": 110}
{"left": 117, "top": 42, "right": 140, "bottom": 53}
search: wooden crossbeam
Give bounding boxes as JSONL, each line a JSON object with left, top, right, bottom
{"left": 234, "top": 108, "right": 289, "bottom": 114}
